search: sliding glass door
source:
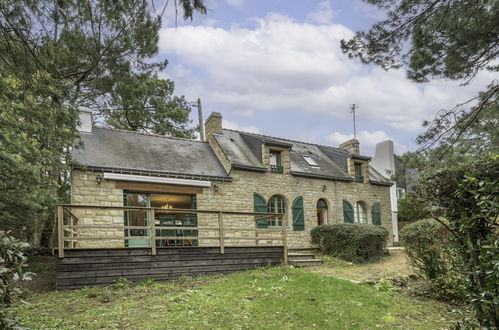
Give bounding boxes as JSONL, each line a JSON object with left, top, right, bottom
{"left": 124, "top": 192, "right": 151, "bottom": 247}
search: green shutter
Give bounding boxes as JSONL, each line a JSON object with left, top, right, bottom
{"left": 254, "top": 193, "right": 268, "bottom": 228}
{"left": 343, "top": 200, "right": 354, "bottom": 223}
{"left": 292, "top": 196, "right": 305, "bottom": 231}
{"left": 372, "top": 202, "right": 381, "bottom": 225}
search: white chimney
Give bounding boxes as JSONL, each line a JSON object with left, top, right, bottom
{"left": 77, "top": 107, "right": 93, "bottom": 133}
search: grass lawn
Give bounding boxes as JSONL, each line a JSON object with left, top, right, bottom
{"left": 10, "top": 265, "right": 461, "bottom": 329}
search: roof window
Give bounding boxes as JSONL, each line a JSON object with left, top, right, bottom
{"left": 302, "top": 155, "right": 319, "bottom": 167}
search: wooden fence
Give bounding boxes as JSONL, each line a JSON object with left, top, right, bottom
{"left": 57, "top": 204, "right": 288, "bottom": 265}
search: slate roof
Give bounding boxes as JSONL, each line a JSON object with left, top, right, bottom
{"left": 72, "top": 127, "right": 230, "bottom": 181}
{"left": 213, "top": 129, "right": 391, "bottom": 185}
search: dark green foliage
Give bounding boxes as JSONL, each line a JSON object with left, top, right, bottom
{"left": 100, "top": 72, "right": 194, "bottom": 138}
{"left": 341, "top": 1, "right": 498, "bottom": 154}
{"left": 411, "top": 155, "right": 498, "bottom": 328}
{"left": 310, "top": 224, "right": 388, "bottom": 263}
{"left": 341, "top": 0, "right": 498, "bottom": 82}
{"left": 397, "top": 195, "right": 429, "bottom": 222}
{"left": 0, "top": 73, "right": 79, "bottom": 245}
{"left": 0, "top": 231, "right": 33, "bottom": 328}
{"left": 400, "top": 219, "right": 466, "bottom": 301}
{"left": 0, "top": 0, "right": 207, "bottom": 247}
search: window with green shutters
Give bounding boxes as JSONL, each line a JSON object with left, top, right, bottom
{"left": 372, "top": 202, "right": 381, "bottom": 225}
{"left": 292, "top": 196, "right": 305, "bottom": 231}
{"left": 343, "top": 199, "right": 354, "bottom": 223}
{"left": 254, "top": 192, "right": 268, "bottom": 228}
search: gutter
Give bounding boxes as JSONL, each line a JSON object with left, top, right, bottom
{"left": 290, "top": 171, "right": 354, "bottom": 182}
{"left": 231, "top": 164, "right": 268, "bottom": 172}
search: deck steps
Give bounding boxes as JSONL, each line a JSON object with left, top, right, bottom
{"left": 288, "top": 253, "right": 323, "bottom": 267}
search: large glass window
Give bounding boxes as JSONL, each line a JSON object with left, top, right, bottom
{"left": 267, "top": 195, "right": 286, "bottom": 227}
{"left": 354, "top": 201, "right": 367, "bottom": 223}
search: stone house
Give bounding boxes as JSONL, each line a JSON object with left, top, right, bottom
{"left": 70, "top": 109, "right": 393, "bottom": 249}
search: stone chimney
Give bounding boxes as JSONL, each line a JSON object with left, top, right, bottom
{"left": 205, "top": 112, "right": 222, "bottom": 138}
{"left": 340, "top": 139, "right": 360, "bottom": 154}
{"left": 77, "top": 107, "right": 93, "bottom": 133}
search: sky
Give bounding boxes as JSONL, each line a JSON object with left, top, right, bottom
{"left": 156, "top": 0, "right": 494, "bottom": 156}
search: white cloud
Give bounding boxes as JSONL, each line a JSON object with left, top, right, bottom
{"left": 226, "top": 0, "right": 243, "bottom": 8}
{"left": 326, "top": 130, "right": 408, "bottom": 156}
{"left": 307, "top": 1, "right": 335, "bottom": 24}
{"left": 159, "top": 13, "right": 494, "bottom": 138}
{"left": 222, "top": 119, "right": 260, "bottom": 134}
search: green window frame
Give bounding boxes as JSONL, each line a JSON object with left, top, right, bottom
{"left": 372, "top": 202, "right": 381, "bottom": 225}
{"left": 343, "top": 199, "right": 354, "bottom": 223}
{"left": 254, "top": 192, "right": 268, "bottom": 228}
{"left": 292, "top": 196, "right": 305, "bottom": 231}
{"left": 354, "top": 163, "right": 364, "bottom": 182}
{"left": 270, "top": 150, "right": 283, "bottom": 173}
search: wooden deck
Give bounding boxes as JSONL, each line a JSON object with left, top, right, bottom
{"left": 56, "top": 246, "right": 283, "bottom": 289}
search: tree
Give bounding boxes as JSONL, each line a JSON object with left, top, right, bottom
{"left": 411, "top": 156, "right": 498, "bottom": 328}
{"left": 100, "top": 72, "right": 194, "bottom": 138}
{"left": 0, "top": 73, "right": 79, "bottom": 246}
{"left": 0, "top": 0, "right": 207, "bottom": 246}
{"left": 341, "top": 0, "right": 498, "bottom": 150}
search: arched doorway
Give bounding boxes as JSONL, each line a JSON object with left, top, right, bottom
{"left": 317, "top": 199, "right": 328, "bottom": 226}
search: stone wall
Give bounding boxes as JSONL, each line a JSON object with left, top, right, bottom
{"left": 71, "top": 171, "right": 124, "bottom": 248}
{"left": 70, "top": 168, "right": 393, "bottom": 249}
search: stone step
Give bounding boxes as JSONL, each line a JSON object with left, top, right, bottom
{"left": 289, "top": 259, "right": 324, "bottom": 267}
{"left": 288, "top": 253, "right": 316, "bottom": 261}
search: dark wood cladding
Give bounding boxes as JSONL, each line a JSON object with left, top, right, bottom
{"left": 56, "top": 247, "right": 283, "bottom": 289}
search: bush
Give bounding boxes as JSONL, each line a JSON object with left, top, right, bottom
{"left": 0, "top": 231, "right": 33, "bottom": 328}
{"left": 400, "top": 219, "right": 466, "bottom": 301}
{"left": 310, "top": 224, "right": 388, "bottom": 263}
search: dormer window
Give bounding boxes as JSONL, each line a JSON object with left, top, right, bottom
{"left": 354, "top": 163, "right": 364, "bottom": 182}
{"left": 269, "top": 150, "right": 283, "bottom": 173}
{"left": 302, "top": 155, "right": 319, "bottom": 168}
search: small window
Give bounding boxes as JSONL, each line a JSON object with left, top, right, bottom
{"left": 269, "top": 150, "right": 283, "bottom": 173}
{"left": 354, "top": 163, "right": 364, "bottom": 182}
{"left": 302, "top": 155, "right": 319, "bottom": 167}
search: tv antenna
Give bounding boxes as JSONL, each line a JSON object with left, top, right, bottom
{"left": 350, "top": 104, "right": 357, "bottom": 139}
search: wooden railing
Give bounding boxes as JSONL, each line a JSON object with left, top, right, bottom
{"left": 57, "top": 204, "right": 287, "bottom": 264}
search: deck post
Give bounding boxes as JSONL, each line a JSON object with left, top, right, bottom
{"left": 282, "top": 215, "right": 288, "bottom": 266}
{"left": 218, "top": 211, "right": 224, "bottom": 254}
{"left": 57, "top": 205, "right": 64, "bottom": 258}
{"left": 150, "top": 209, "right": 156, "bottom": 256}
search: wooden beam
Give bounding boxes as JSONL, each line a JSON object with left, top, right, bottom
{"left": 57, "top": 206, "right": 64, "bottom": 258}
{"left": 115, "top": 181, "right": 203, "bottom": 194}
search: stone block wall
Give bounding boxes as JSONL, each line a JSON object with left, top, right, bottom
{"left": 70, "top": 169, "right": 392, "bottom": 249}
{"left": 71, "top": 171, "right": 125, "bottom": 248}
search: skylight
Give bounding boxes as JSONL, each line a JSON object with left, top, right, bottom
{"left": 302, "top": 155, "right": 319, "bottom": 167}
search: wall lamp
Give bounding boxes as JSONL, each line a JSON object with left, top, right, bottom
{"left": 96, "top": 175, "right": 103, "bottom": 185}
{"left": 322, "top": 185, "right": 327, "bottom": 192}
{"left": 213, "top": 184, "right": 219, "bottom": 192}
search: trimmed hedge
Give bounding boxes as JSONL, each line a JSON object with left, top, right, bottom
{"left": 400, "top": 219, "right": 466, "bottom": 301}
{"left": 310, "top": 224, "right": 388, "bottom": 263}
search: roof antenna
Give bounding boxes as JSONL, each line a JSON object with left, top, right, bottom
{"left": 350, "top": 104, "right": 357, "bottom": 139}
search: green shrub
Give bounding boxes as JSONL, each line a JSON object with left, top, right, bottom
{"left": 310, "top": 224, "right": 388, "bottom": 263}
{"left": 400, "top": 219, "right": 466, "bottom": 301}
{"left": 0, "top": 231, "right": 33, "bottom": 328}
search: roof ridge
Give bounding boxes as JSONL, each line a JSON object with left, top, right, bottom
{"left": 93, "top": 126, "right": 207, "bottom": 143}
{"left": 222, "top": 128, "right": 350, "bottom": 154}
